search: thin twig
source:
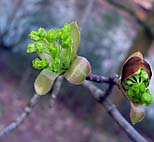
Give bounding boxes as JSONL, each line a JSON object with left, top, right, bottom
{"left": 0, "top": 94, "right": 40, "bottom": 138}
{"left": 0, "top": 77, "right": 63, "bottom": 138}
{"left": 0, "top": 73, "right": 148, "bottom": 142}
{"left": 106, "top": 0, "right": 154, "bottom": 38}
{"left": 98, "top": 80, "right": 114, "bottom": 101}
{"left": 83, "top": 80, "right": 148, "bottom": 142}
{"left": 86, "top": 73, "right": 115, "bottom": 100}
{"left": 86, "top": 73, "right": 117, "bottom": 84}
{"left": 49, "top": 76, "right": 63, "bottom": 107}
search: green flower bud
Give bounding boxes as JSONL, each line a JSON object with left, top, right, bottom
{"left": 141, "top": 69, "right": 149, "bottom": 81}
{"left": 141, "top": 89, "right": 153, "bottom": 105}
{"left": 132, "top": 83, "right": 140, "bottom": 95}
{"left": 29, "top": 31, "right": 40, "bottom": 41}
{"left": 49, "top": 58, "right": 61, "bottom": 73}
{"left": 46, "top": 29, "right": 57, "bottom": 42}
{"left": 48, "top": 44, "right": 57, "bottom": 59}
{"left": 38, "top": 28, "right": 46, "bottom": 38}
{"left": 64, "top": 23, "right": 71, "bottom": 32}
{"left": 35, "top": 42, "right": 44, "bottom": 54}
{"left": 56, "top": 29, "right": 63, "bottom": 38}
{"left": 127, "top": 89, "right": 133, "bottom": 98}
{"left": 122, "top": 68, "right": 152, "bottom": 105}
{"left": 27, "top": 43, "right": 36, "bottom": 53}
{"left": 61, "top": 34, "right": 73, "bottom": 48}
{"left": 32, "top": 58, "right": 49, "bottom": 70}
{"left": 61, "top": 32, "right": 69, "bottom": 40}
{"left": 139, "top": 83, "right": 146, "bottom": 93}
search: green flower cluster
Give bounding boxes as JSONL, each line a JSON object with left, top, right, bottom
{"left": 122, "top": 68, "right": 153, "bottom": 106}
{"left": 27, "top": 23, "right": 73, "bottom": 73}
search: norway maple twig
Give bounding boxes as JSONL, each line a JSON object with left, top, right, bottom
{"left": 86, "top": 73, "right": 117, "bottom": 84}
{"left": 0, "top": 94, "right": 40, "bottom": 138}
{"left": 0, "top": 74, "right": 148, "bottom": 142}
{"left": 49, "top": 76, "right": 63, "bottom": 107}
{"left": 83, "top": 80, "right": 148, "bottom": 142}
{"left": 0, "top": 77, "right": 62, "bottom": 139}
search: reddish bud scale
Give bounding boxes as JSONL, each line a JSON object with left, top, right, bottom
{"left": 121, "top": 52, "right": 152, "bottom": 84}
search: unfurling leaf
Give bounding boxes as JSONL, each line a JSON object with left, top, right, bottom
{"left": 64, "top": 56, "right": 91, "bottom": 84}
{"left": 70, "top": 22, "right": 80, "bottom": 58}
{"left": 34, "top": 69, "right": 59, "bottom": 95}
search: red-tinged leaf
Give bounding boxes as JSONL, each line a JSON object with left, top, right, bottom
{"left": 130, "top": 102, "right": 146, "bottom": 124}
{"left": 122, "top": 52, "right": 143, "bottom": 81}
{"left": 125, "top": 52, "right": 143, "bottom": 63}
{"left": 121, "top": 56, "right": 141, "bottom": 81}
{"left": 142, "top": 60, "right": 152, "bottom": 80}
{"left": 121, "top": 51, "right": 152, "bottom": 81}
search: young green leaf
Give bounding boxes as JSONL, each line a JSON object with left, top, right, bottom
{"left": 70, "top": 22, "right": 80, "bottom": 58}
{"left": 64, "top": 56, "right": 91, "bottom": 84}
{"left": 34, "top": 69, "right": 59, "bottom": 95}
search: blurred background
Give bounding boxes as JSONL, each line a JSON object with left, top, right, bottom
{"left": 0, "top": 0, "right": 154, "bottom": 141}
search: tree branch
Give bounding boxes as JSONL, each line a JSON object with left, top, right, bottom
{"left": 49, "top": 76, "right": 63, "bottom": 107}
{"left": 0, "top": 73, "right": 148, "bottom": 142}
{"left": 0, "top": 94, "right": 40, "bottom": 138}
{"left": 86, "top": 73, "right": 117, "bottom": 84}
{"left": 83, "top": 80, "right": 148, "bottom": 142}
{"left": 106, "top": 0, "right": 154, "bottom": 38}
{"left": 0, "top": 76, "right": 63, "bottom": 139}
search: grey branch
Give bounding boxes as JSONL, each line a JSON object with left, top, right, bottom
{"left": 86, "top": 73, "right": 117, "bottom": 84}
{"left": 0, "top": 76, "right": 63, "bottom": 139}
{"left": 0, "top": 75, "right": 148, "bottom": 142}
{"left": 50, "top": 76, "right": 63, "bottom": 107}
{"left": 83, "top": 80, "right": 148, "bottom": 142}
{"left": 0, "top": 94, "right": 40, "bottom": 138}
{"left": 106, "top": 0, "right": 154, "bottom": 38}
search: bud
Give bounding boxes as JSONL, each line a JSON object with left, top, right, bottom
{"left": 27, "top": 43, "right": 36, "bottom": 53}
{"left": 121, "top": 52, "right": 152, "bottom": 82}
{"left": 121, "top": 52, "right": 152, "bottom": 105}
{"left": 35, "top": 42, "right": 44, "bottom": 54}
{"left": 38, "top": 28, "right": 46, "bottom": 38}
{"left": 32, "top": 58, "right": 49, "bottom": 70}
{"left": 46, "top": 29, "right": 57, "bottom": 42}
{"left": 121, "top": 52, "right": 153, "bottom": 124}
{"left": 29, "top": 31, "right": 40, "bottom": 41}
